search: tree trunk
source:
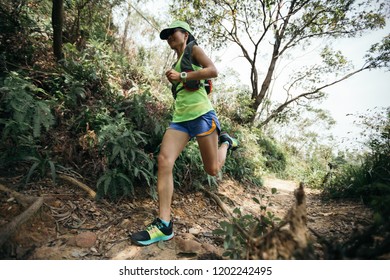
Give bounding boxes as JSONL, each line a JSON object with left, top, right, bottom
{"left": 253, "top": 37, "right": 280, "bottom": 115}
{"left": 52, "top": 0, "right": 64, "bottom": 61}
{"left": 121, "top": 3, "right": 133, "bottom": 52}
{"left": 251, "top": 0, "right": 297, "bottom": 124}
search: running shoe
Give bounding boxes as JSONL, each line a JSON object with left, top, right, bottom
{"left": 219, "top": 132, "right": 239, "bottom": 151}
{"left": 130, "top": 218, "right": 174, "bottom": 246}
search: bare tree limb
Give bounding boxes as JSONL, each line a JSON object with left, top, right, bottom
{"left": 259, "top": 65, "right": 370, "bottom": 127}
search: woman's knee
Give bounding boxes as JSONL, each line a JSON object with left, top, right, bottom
{"left": 204, "top": 164, "right": 219, "bottom": 176}
{"left": 158, "top": 153, "right": 175, "bottom": 170}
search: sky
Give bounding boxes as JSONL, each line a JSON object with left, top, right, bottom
{"left": 320, "top": 28, "right": 390, "bottom": 150}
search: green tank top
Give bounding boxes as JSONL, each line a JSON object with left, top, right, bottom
{"left": 172, "top": 53, "right": 214, "bottom": 123}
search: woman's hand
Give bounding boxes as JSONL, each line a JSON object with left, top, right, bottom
{"left": 165, "top": 45, "right": 218, "bottom": 83}
{"left": 165, "top": 69, "right": 181, "bottom": 83}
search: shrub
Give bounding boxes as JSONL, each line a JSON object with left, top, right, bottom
{"left": 0, "top": 72, "right": 55, "bottom": 165}
{"left": 95, "top": 111, "right": 155, "bottom": 199}
{"left": 325, "top": 108, "right": 390, "bottom": 223}
{"left": 213, "top": 188, "right": 279, "bottom": 259}
{"left": 258, "top": 136, "right": 287, "bottom": 174}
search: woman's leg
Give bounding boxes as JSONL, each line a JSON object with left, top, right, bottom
{"left": 157, "top": 128, "right": 189, "bottom": 221}
{"left": 196, "top": 130, "right": 229, "bottom": 176}
{"left": 130, "top": 128, "right": 189, "bottom": 246}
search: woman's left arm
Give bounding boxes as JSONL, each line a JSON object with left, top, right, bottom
{"left": 188, "top": 45, "right": 218, "bottom": 80}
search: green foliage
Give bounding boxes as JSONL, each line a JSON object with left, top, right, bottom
{"left": 366, "top": 35, "right": 390, "bottom": 70}
{"left": 61, "top": 40, "right": 123, "bottom": 105}
{"left": 223, "top": 149, "right": 264, "bottom": 186}
{"left": 120, "top": 89, "right": 171, "bottom": 152}
{"left": 0, "top": 72, "right": 55, "bottom": 164}
{"left": 95, "top": 111, "right": 156, "bottom": 199}
{"left": 324, "top": 108, "right": 390, "bottom": 223}
{"left": 0, "top": 72, "right": 54, "bottom": 136}
{"left": 24, "top": 154, "right": 58, "bottom": 185}
{"left": 258, "top": 136, "right": 287, "bottom": 174}
{"left": 321, "top": 46, "right": 350, "bottom": 69}
{"left": 214, "top": 87, "right": 255, "bottom": 125}
{"left": 213, "top": 188, "right": 279, "bottom": 259}
{"left": 0, "top": 1, "right": 49, "bottom": 71}
{"left": 0, "top": 1, "right": 167, "bottom": 199}
{"left": 97, "top": 168, "right": 134, "bottom": 200}
{"left": 278, "top": 144, "right": 333, "bottom": 189}
{"left": 262, "top": 106, "right": 336, "bottom": 188}
{"left": 368, "top": 183, "right": 390, "bottom": 223}
{"left": 62, "top": 0, "right": 119, "bottom": 44}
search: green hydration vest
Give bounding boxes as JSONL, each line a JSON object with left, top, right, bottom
{"left": 171, "top": 41, "right": 213, "bottom": 99}
{"left": 171, "top": 41, "right": 214, "bottom": 123}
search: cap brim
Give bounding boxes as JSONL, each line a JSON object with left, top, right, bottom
{"left": 160, "top": 28, "right": 173, "bottom": 40}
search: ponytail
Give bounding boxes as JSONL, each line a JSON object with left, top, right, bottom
{"left": 187, "top": 34, "right": 196, "bottom": 44}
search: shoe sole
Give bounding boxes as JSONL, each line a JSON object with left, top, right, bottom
{"left": 132, "top": 233, "right": 174, "bottom": 246}
{"left": 230, "top": 141, "right": 239, "bottom": 151}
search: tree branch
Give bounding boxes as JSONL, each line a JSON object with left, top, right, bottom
{"left": 258, "top": 65, "right": 370, "bottom": 127}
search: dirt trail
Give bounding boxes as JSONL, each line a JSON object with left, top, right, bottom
{"left": 263, "top": 178, "right": 373, "bottom": 256}
{"left": 0, "top": 176, "right": 373, "bottom": 260}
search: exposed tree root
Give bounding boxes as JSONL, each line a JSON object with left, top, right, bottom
{"left": 57, "top": 174, "right": 96, "bottom": 199}
{"left": 203, "top": 189, "right": 232, "bottom": 218}
{"left": 0, "top": 184, "right": 44, "bottom": 248}
{"left": 0, "top": 174, "right": 96, "bottom": 248}
{"left": 0, "top": 184, "right": 36, "bottom": 208}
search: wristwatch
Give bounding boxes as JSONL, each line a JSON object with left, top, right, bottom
{"left": 180, "top": 72, "right": 187, "bottom": 82}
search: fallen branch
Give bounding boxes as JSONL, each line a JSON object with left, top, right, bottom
{"left": 0, "top": 196, "right": 44, "bottom": 248}
{"left": 202, "top": 189, "right": 232, "bottom": 218}
{"left": 57, "top": 174, "right": 96, "bottom": 199}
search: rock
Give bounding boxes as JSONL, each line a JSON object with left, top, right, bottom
{"left": 75, "top": 231, "right": 97, "bottom": 248}
{"left": 109, "top": 245, "right": 141, "bottom": 260}
{"left": 201, "top": 243, "right": 219, "bottom": 254}
{"left": 71, "top": 249, "right": 88, "bottom": 258}
{"left": 175, "top": 237, "right": 202, "bottom": 254}
{"left": 189, "top": 227, "right": 200, "bottom": 235}
{"left": 120, "top": 219, "right": 131, "bottom": 229}
{"left": 181, "top": 233, "right": 196, "bottom": 240}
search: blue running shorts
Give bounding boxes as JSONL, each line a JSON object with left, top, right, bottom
{"left": 169, "top": 110, "right": 221, "bottom": 138}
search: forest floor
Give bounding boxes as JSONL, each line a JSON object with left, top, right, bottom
{"left": 0, "top": 175, "right": 375, "bottom": 260}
